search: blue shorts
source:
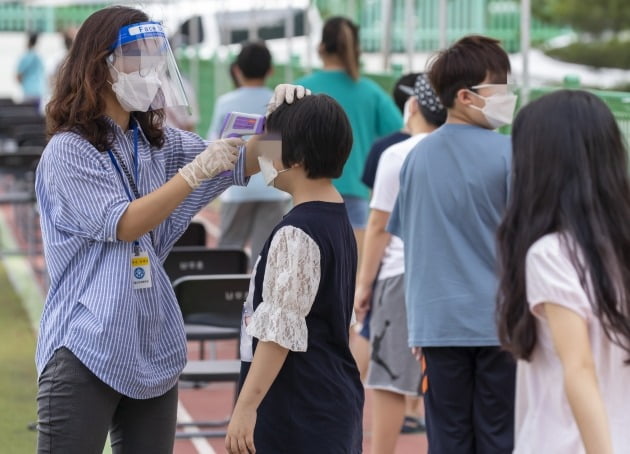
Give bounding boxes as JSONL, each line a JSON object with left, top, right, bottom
{"left": 342, "top": 195, "right": 368, "bottom": 229}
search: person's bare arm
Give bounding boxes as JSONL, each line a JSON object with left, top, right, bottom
{"left": 116, "top": 173, "right": 192, "bottom": 241}
{"left": 117, "top": 139, "right": 240, "bottom": 241}
{"left": 544, "top": 303, "right": 613, "bottom": 454}
{"left": 354, "top": 209, "right": 391, "bottom": 315}
{"left": 225, "top": 341, "right": 289, "bottom": 454}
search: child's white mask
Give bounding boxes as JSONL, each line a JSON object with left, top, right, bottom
{"left": 257, "top": 156, "right": 289, "bottom": 187}
{"left": 468, "top": 86, "right": 517, "bottom": 129}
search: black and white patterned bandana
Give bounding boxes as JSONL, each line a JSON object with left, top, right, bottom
{"left": 398, "top": 74, "right": 445, "bottom": 113}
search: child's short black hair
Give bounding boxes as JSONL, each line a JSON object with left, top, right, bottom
{"left": 236, "top": 41, "right": 272, "bottom": 80}
{"left": 393, "top": 73, "right": 421, "bottom": 113}
{"left": 266, "top": 94, "right": 352, "bottom": 179}
{"left": 428, "top": 35, "right": 511, "bottom": 108}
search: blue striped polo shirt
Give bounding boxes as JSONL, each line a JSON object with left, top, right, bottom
{"left": 35, "top": 118, "right": 247, "bottom": 399}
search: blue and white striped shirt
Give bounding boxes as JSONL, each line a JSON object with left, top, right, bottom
{"left": 35, "top": 118, "right": 247, "bottom": 398}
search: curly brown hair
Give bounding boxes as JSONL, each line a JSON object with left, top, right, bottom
{"left": 46, "top": 6, "right": 165, "bottom": 152}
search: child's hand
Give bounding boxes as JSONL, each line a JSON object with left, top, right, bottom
{"left": 354, "top": 283, "right": 373, "bottom": 317}
{"left": 225, "top": 406, "right": 257, "bottom": 454}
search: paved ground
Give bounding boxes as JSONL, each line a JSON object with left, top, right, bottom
{"left": 174, "top": 338, "right": 428, "bottom": 454}
{"left": 1, "top": 195, "right": 428, "bottom": 453}
{"left": 173, "top": 201, "right": 428, "bottom": 454}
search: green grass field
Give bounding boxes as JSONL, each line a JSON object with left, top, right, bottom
{"left": 0, "top": 262, "right": 38, "bottom": 453}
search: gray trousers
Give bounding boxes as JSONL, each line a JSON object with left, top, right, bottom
{"left": 37, "top": 347, "right": 178, "bottom": 454}
{"left": 219, "top": 199, "right": 290, "bottom": 269}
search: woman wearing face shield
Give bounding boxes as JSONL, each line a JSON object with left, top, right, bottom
{"left": 36, "top": 6, "right": 306, "bottom": 453}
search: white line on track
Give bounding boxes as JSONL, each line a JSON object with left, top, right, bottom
{"left": 177, "top": 400, "right": 217, "bottom": 454}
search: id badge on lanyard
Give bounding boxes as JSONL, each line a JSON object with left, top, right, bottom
{"left": 131, "top": 246, "right": 152, "bottom": 290}
{"left": 108, "top": 124, "right": 153, "bottom": 290}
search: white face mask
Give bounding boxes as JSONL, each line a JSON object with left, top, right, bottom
{"left": 257, "top": 156, "right": 289, "bottom": 187}
{"left": 110, "top": 67, "right": 162, "bottom": 112}
{"left": 402, "top": 97, "right": 413, "bottom": 129}
{"left": 468, "top": 90, "right": 517, "bottom": 129}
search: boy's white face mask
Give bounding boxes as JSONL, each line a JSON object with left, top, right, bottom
{"left": 257, "top": 156, "right": 289, "bottom": 187}
{"left": 468, "top": 84, "right": 517, "bottom": 129}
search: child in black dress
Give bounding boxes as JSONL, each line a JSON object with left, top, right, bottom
{"left": 225, "top": 94, "right": 364, "bottom": 454}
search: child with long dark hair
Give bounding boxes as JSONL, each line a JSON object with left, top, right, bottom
{"left": 497, "top": 89, "right": 630, "bottom": 454}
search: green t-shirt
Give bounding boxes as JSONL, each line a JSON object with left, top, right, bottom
{"left": 296, "top": 70, "right": 402, "bottom": 199}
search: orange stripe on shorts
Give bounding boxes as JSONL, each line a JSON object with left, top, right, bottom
{"left": 421, "top": 355, "right": 429, "bottom": 394}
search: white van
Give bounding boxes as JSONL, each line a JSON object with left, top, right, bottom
{"left": 141, "top": 0, "right": 323, "bottom": 66}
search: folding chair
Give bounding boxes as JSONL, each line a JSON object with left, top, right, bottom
{"left": 173, "top": 273, "right": 250, "bottom": 438}
{"left": 173, "top": 220, "right": 207, "bottom": 246}
{"left": 0, "top": 107, "right": 43, "bottom": 137}
{"left": 0, "top": 147, "right": 43, "bottom": 256}
{"left": 164, "top": 246, "right": 249, "bottom": 358}
{"left": 164, "top": 246, "right": 249, "bottom": 280}
{"left": 11, "top": 124, "right": 47, "bottom": 147}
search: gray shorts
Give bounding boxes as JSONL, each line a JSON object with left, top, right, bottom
{"left": 366, "top": 273, "right": 421, "bottom": 395}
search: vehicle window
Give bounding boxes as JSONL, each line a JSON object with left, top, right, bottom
{"left": 217, "top": 9, "right": 306, "bottom": 45}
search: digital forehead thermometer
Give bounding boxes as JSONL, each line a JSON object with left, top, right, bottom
{"left": 216, "top": 112, "right": 267, "bottom": 177}
{"left": 220, "top": 112, "right": 266, "bottom": 138}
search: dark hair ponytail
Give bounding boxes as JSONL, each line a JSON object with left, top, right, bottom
{"left": 321, "top": 16, "right": 360, "bottom": 80}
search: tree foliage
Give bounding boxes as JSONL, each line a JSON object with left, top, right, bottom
{"left": 532, "top": 0, "right": 630, "bottom": 35}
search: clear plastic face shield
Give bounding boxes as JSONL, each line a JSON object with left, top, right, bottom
{"left": 107, "top": 22, "right": 189, "bottom": 112}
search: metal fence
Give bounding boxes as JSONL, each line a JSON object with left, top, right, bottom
{"left": 1, "top": 0, "right": 570, "bottom": 52}
{"left": 529, "top": 86, "right": 630, "bottom": 144}
{"left": 317, "top": 0, "right": 570, "bottom": 53}
{"left": 0, "top": 3, "right": 108, "bottom": 32}
{"left": 180, "top": 55, "right": 630, "bottom": 145}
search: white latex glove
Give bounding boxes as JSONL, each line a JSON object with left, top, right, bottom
{"left": 265, "top": 84, "right": 312, "bottom": 117}
{"left": 179, "top": 138, "right": 243, "bottom": 189}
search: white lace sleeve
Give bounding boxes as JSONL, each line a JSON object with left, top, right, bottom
{"left": 245, "top": 225, "right": 321, "bottom": 351}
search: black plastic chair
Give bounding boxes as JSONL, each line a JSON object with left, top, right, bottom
{"left": 0, "top": 106, "right": 43, "bottom": 137}
{"left": 173, "top": 273, "right": 250, "bottom": 438}
{"left": 164, "top": 246, "right": 249, "bottom": 358}
{"left": 173, "top": 221, "right": 207, "bottom": 247}
{"left": 164, "top": 246, "right": 249, "bottom": 281}
{"left": 11, "top": 124, "right": 47, "bottom": 147}
{"left": 0, "top": 147, "right": 43, "bottom": 256}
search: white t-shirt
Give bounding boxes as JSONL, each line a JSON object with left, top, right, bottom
{"left": 515, "top": 233, "right": 630, "bottom": 454}
{"left": 370, "top": 133, "right": 427, "bottom": 280}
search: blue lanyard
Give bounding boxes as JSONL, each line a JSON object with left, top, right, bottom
{"left": 107, "top": 124, "right": 139, "bottom": 201}
{"left": 107, "top": 124, "right": 144, "bottom": 254}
